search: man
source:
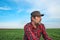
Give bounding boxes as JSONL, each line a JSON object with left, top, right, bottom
{"left": 24, "top": 11, "right": 52, "bottom": 40}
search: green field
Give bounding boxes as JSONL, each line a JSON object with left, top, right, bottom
{"left": 0, "top": 29, "right": 60, "bottom": 40}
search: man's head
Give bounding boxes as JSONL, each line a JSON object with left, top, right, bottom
{"left": 31, "top": 11, "right": 44, "bottom": 24}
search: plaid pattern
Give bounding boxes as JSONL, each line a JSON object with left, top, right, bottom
{"left": 24, "top": 22, "right": 52, "bottom": 40}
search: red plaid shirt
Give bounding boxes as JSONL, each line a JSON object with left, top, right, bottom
{"left": 24, "top": 22, "right": 52, "bottom": 40}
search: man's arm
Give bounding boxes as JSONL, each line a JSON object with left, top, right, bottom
{"left": 24, "top": 25, "right": 39, "bottom": 40}
{"left": 41, "top": 24, "right": 52, "bottom": 40}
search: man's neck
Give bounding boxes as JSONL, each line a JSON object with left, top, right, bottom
{"left": 31, "top": 21, "right": 37, "bottom": 28}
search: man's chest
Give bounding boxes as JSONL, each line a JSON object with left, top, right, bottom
{"left": 32, "top": 27, "right": 42, "bottom": 37}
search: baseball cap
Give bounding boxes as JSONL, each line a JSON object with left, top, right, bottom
{"left": 31, "top": 11, "right": 44, "bottom": 17}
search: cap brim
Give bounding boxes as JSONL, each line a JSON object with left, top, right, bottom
{"left": 31, "top": 14, "right": 44, "bottom": 17}
{"left": 41, "top": 14, "right": 44, "bottom": 16}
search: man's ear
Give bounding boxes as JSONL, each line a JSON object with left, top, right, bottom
{"left": 32, "top": 17, "right": 34, "bottom": 21}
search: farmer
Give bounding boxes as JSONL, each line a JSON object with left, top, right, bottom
{"left": 24, "top": 11, "right": 52, "bottom": 40}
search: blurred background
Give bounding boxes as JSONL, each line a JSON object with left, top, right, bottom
{"left": 0, "top": 0, "right": 60, "bottom": 29}
{"left": 0, "top": 0, "right": 60, "bottom": 40}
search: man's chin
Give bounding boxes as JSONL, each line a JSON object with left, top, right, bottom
{"left": 35, "top": 23, "right": 39, "bottom": 27}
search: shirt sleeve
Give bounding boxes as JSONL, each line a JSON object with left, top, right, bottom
{"left": 41, "top": 24, "right": 52, "bottom": 40}
{"left": 24, "top": 25, "right": 39, "bottom": 40}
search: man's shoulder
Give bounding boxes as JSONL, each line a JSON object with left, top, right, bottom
{"left": 39, "top": 23, "right": 45, "bottom": 28}
{"left": 24, "top": 22, "right": 31, "bottom": 28}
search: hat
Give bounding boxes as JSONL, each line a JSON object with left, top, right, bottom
{"left": 31, "top": 11, "right": 44, "bottom": 17}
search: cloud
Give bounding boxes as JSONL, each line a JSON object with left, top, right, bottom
{"left": 0, "top": 19, "right": 27, "bottom": 29}
{"left": 47, "top": 4, "right": 60, "bottom": 18}
{"left": 0, "top": 22, "right": 18, "bottom": 28}
{"left": 0, "top": 0, "right": 60, "bottom": 29}
{"left": 45, "top": 22, "right": 60, "bottom": 28}
{"left": 17, "top": 9, "right": 23, "bottom": 13}
{"left": 8, "top": 0, "right": 60, "bottom": 18}
{"left": 0, "top": 7, "right": 12, "bottom": 10}
{"left": 25, "top": 0, "right": 47, "bottom": 8}
{"left": 25, "top": 0, "right": 60, "bottom": 19}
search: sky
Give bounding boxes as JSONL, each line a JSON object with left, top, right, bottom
{"left": 0, "top": 0, "right": 60, "bottom": 29}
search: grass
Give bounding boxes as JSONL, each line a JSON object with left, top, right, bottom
{"left": 0, "top": 28, "right": 60, "bottom": 40}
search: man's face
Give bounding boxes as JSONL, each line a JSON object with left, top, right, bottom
{"left": 32, "top": 16, "right": 42, "bottom": 24}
